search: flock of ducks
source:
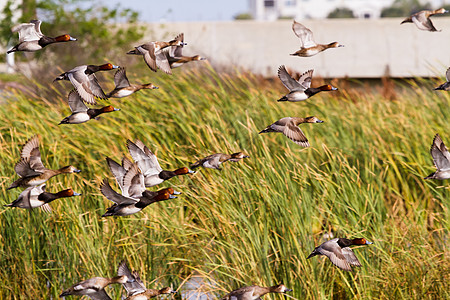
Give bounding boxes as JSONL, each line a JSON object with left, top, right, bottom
{"left": 4, "top": 7, "right": 450, "bottom": 299}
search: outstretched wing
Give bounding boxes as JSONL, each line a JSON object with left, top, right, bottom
{"left": 292, "top": 21, "right": 316, "bottom": 48}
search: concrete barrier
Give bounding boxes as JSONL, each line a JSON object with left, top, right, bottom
{"left": 140, "top": 18, "right": 450, "bottom": 78}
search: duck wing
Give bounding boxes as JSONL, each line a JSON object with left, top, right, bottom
{"left": 106, "top": 157, "right": 127, "bottom": 193}
{"left": 445, "top": 67, "right": 450, "bottom": 82}
{"left": 298, "top": 69, "right": 314, "bottom": 89}
{"left": 278, "top": 65, "right": 305, "bottom": 92}
{"left": 67, "top": 90, "right": 88, "bottom": 113}
{"left": 292, "top": 21, "right": 316, "bottom": 48}
{"left": 316, "top": 244, "right": 352, "bottom": 271}
{"left": 127, "top": 140, "right": 163, "bottom": 176}
{"left": 113, "top": 67, "right": 131, "bottom": 89}
{"left": 89, "top": 290, "right": 112, "bottom": 300}
{"left": 100, "top": 179, "right": 137, "bottom": 205}
{"left": 155, "top": 50, "right": 172, "bottom": 74}
{"left": 67, "top": 72, "right": 99, "bottom": 105}
{"left": 12, "top": 20, "right": 43, "bottom": 42}
{"left": 117, "top": 261, "right": 146, "bottom": 296}
{"left": 14, "top": 159, "right": 41, "bottom": 177}
{"left": 20, "top": 135, "right": 46, "bottom": 173}
{"left": 412, "top": 12, "right": 438, "bottom": 31}
{"left": 431, "top": 134, "right": 450, "bottom": 171}
{"left": 341, "top": 247, "right": 362, "bottom": 267}
{"left": 122, "top": 163, "right": 146, "bottom": 198}
{"left": 139, "top": 44, "right": 158, "bottom": 72}
{"left": 283, "top": 120, "right": 310, "bottom": 147}
{"left": 170, "top": 33, "right": 184, "bottom": 57}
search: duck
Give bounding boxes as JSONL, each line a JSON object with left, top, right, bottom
{"left": 307, "top": 237, "right": 373, "bottom": 271}
{"left": 60, "top": 275, "right": 132, "bottom": 299}
{"left": 401, "top": 8, "right": 448, "bottom": 31}
{"left": 127, "top": 33, "right": 186, "bottom": 74}
{"left": 54, "top": 63, "right": 119, "bottom": 105}
{"left": 106, "top": 67, "right": 159, "bottom": 98}
{"left": 7, "top": 19, "right": 76, "bottom": 53}
{"left": 220, "top": 284, "right": 292, "bottom": 300}
{"left": 290, "top": 20, "right": 343, "bottom": 57}
{"left": 425, "top": 133, "right": 450, "bottom": 180}
{"left": 5, "top": 184, "right": 81, "bottom": 212}
{"left": 117, "top": 260, "right": 177, "bottom": 300}
{"left": 8, "top": 135, "right": 81, "bottom": 190}
{"left": 126, "top": 139, "right": 195, "bottom": 187}
{"left": 434, "top": 67, "right": 450, "bottom": 91}
{"left": 277, "top": 65, "right": 337, "bottom": 102}
{"left": 163, "top": 34, "right": 206, "bottom": 69}
{"left": 191, "top": 152, "right": 249, "bottom": 170}
{"left": 259, "top": 116, "right": 324, "bottom": 147}
{"left": 59, "top": 90, "right": 119, "bottom": 124}
{"left": 101, "top": 163, "right": 178, "bottom": 217}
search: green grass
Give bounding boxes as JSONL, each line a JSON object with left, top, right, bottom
{"left": 0, "top": 65, "right": 448, "bottom": 299}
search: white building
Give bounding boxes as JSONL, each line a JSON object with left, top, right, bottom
{"left": 249, "top": 0, "right": 450, "bottom": 21}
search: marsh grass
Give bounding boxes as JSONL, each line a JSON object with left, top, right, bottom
{"left": 0, "top": 66, "right": 448, "bottom": 299}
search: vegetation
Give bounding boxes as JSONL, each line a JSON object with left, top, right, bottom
{"left": 327, "top": 7, "right": 355, "bottom": 19}
{"left": 0, "top": 66, "right": 448, "bottom": 299}
{"left": 234, "top": 13, "right": 253, "bottom": 20}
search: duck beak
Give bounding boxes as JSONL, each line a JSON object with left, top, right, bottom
{"left": 338, "top": 44, "right": 344, "bottom": 47}
{"left": 74, "top": 169, "right": 81, "bottom": 173}
{"left": 127, "top": 278, "right": 135, "bottom": 283}
{"left": 169, "top": 195, "right": 178, "bottom": 199}
{"left": 154, "top": 86, "right": 159, "bottom": 89}
{"left": 173, "top": 190, "right": 182, "bottom": 195}
{"left": 114, "top": 108, "right": 120, "bottom": 111}
{"left": 285, "top": 289, "right": 293, "bottom": 292}
{"left": 171, "top": 291, "right": 177, "bottom": 294}
{"left": 188, "top": 169, "right": 195, "bottom": 174}
{"left": 365, "top": 241, "right": 373, "bottom": 245}
{"left": 244, "top": 155, "right": 250, "bottom": 158}
{"left": 331, "top": 86, "right": 338, "bottom": 91}
{"left": 112, "top": 65, "right": 120, "bottom": 69}
{"left": 73, "top": 192, "right": 82, "bottom": 196}
{"left": 69, "top": 37, "right": 77, "bottom": 41}
{"left": 317, "top": 120, "right": 324, "bottom": 123}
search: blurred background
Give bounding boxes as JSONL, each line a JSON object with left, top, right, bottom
{"left": 1, "top": 0, "right": 450, "bottom": 78}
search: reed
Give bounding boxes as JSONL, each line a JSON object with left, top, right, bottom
{"left": 0, "top": 66, "right": 448, "bottom": 299}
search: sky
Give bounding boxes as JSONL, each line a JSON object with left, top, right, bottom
{"left": 104, "top": 0, "right": 249, "bottom": 22}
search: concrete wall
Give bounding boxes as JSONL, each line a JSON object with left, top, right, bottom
{"left": 141, "top": 18, "right": 450, "bottom": 78}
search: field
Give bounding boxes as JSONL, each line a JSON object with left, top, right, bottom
{"left": 0, "top": 66, "right": 448, "bottom": 299}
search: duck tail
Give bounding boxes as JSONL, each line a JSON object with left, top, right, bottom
{"left": 277, "top": 96, "right": 288, "bottom": 102}
{"left": 259, "top": 127, "right": 274, "bottom": 134}
{"left": 433, "top": 85, "right": 444, "bottom": 91}
{"left": 53, "top": 74, "right": 66, "bottom": 82}
{"left": 424, "top": 172, "right": 435, "bottom": 179}
{"left": 306, "top": 251, "right": 318, "bottom": 259}
{"left": 6, "top": 47, "right": 17, "bottom": 54}
{"left": 59, "top": 291, "right": 71, "bottom": 297}
{"left": 127, "top": 49, "right": 139, "bottom": 55}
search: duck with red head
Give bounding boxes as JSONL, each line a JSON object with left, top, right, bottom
{"left": 54, "top": 63, "right": 119, "bottom": 105}
{"left": 5, "top": 184, "right": 81, "bottom": 212}
{"left": 307, "top": 237, "right": 373, "bottom": 271}
{"left": 100, "top": 163, "right": 180, "bottom": 217}
{"left": 59, "top": 90, "right": 120, "bottom": 125}
{"left": 126, "top": 139, "right": 195, "bottom": 187}
{"left": 7, "top": 20, "right": 76, "bottom": 53}
{"left": 277, "top": 65, "right": 337, "bottom": 102}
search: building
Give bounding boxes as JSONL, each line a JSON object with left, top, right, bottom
{"left": 249, "top": 0, "right": 450, "bottom": 21}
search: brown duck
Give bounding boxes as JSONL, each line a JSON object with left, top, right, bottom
{"left": 220, "top": 284, "right": 292, "bottom": 300}
{"left": 8, "top": 136, "right": 80, "bottom": 190}
{"left": 259, "top": 116, "right": 324, "bottom": 147}
{"left": 401, "top": 8, "right": 448, "bottom": 31}
{"left": 191, "top": 152, "right": 249, "bottom": 170}
{"left": 106, "top": 67, "right": 158, "bottom": 98}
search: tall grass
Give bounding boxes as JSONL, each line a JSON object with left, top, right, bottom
{"left": 0, "top": 65, "right": 448, "bottom": 299}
